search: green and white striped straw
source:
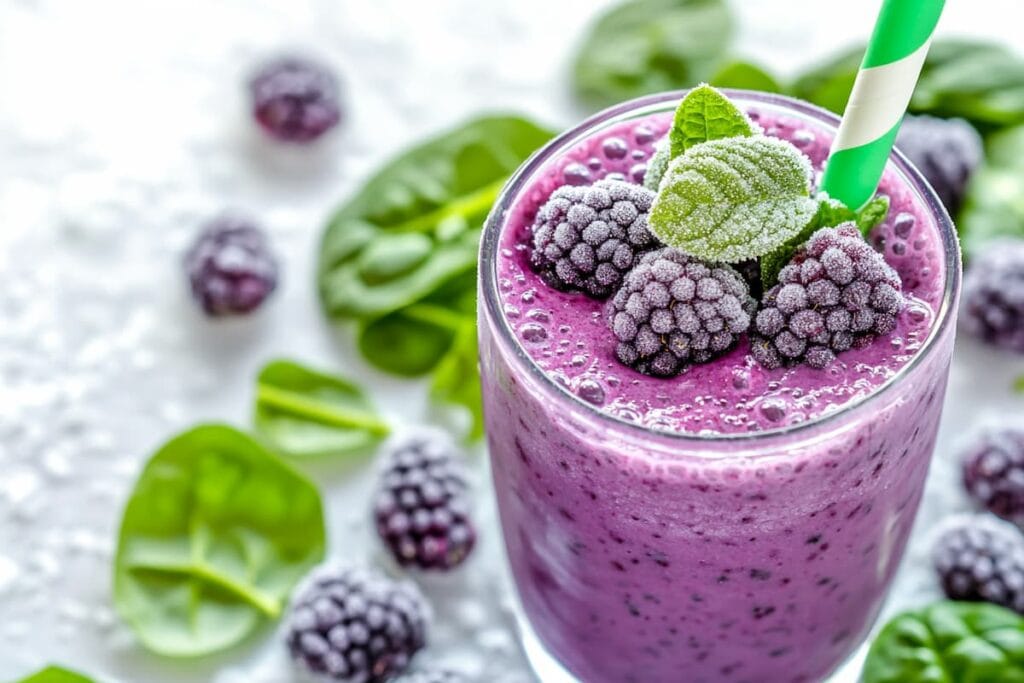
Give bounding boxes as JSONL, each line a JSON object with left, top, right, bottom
{"left": 819, "top": 0, "right": 946, "bottom": 210}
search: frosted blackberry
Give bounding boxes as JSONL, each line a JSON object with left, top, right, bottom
{"left": 607, "top": 248, "right": 755, "bottom": 377}
{"left": 962, "top": 241, "right": 1024, "bottom": 353}
{"left": 963, "top": 429, "right": 1024, "bottom": 526}
{"left": 183, "top": 215, "right": 279, "bottom": 316}
{"left": 285, "top": 564, "right": 428, "bottom": 682}
{"left": 394, "top": 671, "right": 468, "bottom": 683}
{"left": 750, "top": 224, "right": 904, "bottom": 370}
{"left": 530, "top": 179, "right": 658, "bottom": 299}
{"left": 933, "top": 517, "right": 1024, "bottom": 614}
{"left": 250, "top": 56, "right": 341, "bottom": 143}
{"left": 374, "top": 432, "right": 476, "bottom": 571}
{"left": 896, "top": 115, "right": 982, "bottom": 214}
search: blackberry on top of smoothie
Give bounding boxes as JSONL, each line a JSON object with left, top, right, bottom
{"left": 497, "top": 85, "right": 942, "bottom": 433}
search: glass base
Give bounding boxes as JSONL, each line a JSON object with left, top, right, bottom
{"left": 513, "top": 600, "right": 869, "bottom": 683}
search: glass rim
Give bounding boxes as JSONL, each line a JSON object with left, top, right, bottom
{"left": 480, "top": 89, "right": 962, "bottom": 444}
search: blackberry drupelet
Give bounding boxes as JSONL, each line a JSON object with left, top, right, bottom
{"left": 933, "top": 517, "right": 1024, "bottom": 614}
{"left": 374, "top": 432, "right": 476, "bottom": 571}
{"left": 896, "top": 115, "right": 982, "bottom": 215}
{"left": 963, "top": 429, "right": 1024, "bottom": 526}
{"left": 962, "top": 240, "right": 1024, "bottom": 353}
{"left": 530, "top": 179, "right": 658, "bottom": 299}
{"left": 750, "top": 224, "right": 904, "bottom": 370}
{"left": 183, "top": 214, "right": 279, "bottom": 316}
{"left": 285, "top": 564, "right": 429, "bottom": 682}
{"left": 607, "top": 248, "right": 755, "bottom": 377}
{"left": 393, "top": 671, "right": 469, "bottom": 683}
{"left": 250, "top": 56, "right": 341, "bottom": 143}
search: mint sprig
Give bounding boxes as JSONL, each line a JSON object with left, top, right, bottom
{"left": 759, "top": 194, "right": 890, "bottom": 290}
{"left": 669, "top": 83, "right": 757, "bottom": 157}
{"left": 649, "top": 136, "right": 817, "bottom": 263}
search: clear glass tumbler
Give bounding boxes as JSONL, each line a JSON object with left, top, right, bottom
{"left": 478, "top": 91, "right": 960, "bottom": 683}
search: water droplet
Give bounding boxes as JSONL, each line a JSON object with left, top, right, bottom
{"left": 893, "top": 212, "right": 916, "bottom": 238}
{"left": 577, "top": 379, "right": 606, "bottom": 405}
{"left": 563, "top": 163, "right": 592, "bottom": 186}
{"left": 602, "top": 137, "right": 629, "bottom": 160}
{"left": 793, "top": 130, "right": 815, "bottom": 147}
{"left": 760, "top": 400, "right": 786, "bottom": 423}
{"left": 519, "top": 323, "right": 548, "bottom": 343}
{"left": 633, "top": 125, "right": 655, "bottom": 145}
{"left": 526, "top": 309, "right": 550, "bottom": 323}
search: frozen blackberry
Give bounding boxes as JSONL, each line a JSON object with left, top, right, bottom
{"left": 962, "top": 240, "right": 1024, "bottom": 353}
{"left": 933, "top": 517, "right": 1024, "bottom": 614}
{"left": 374, "top": 432, "right": 476, "bottom": 571}
{"left": 607, "top": 248, "right": 755, "bottom": 377}
{"left": 285, "top": 564, "right": 429, "bottom": 682}
{"left": 530, "top": 179, "right": 658, "bottom": 299}
{"left": 250, "top": 56, "right": 341, "bottom": 143}
{"left": 393, "top": 671, "right": 468, "bottom": 683}
{"left": 896, "top": 115, "right": 982, "bottom": 215}
{"left": 963, "top": 429, "right": 1024, "bottom": 526}
{"left": 750, "top": 223, "right": 904, "bottom": 370}
{"left": 183, "top": 214, "right": 279, "bottom": 316}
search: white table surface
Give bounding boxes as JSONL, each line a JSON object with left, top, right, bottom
{"left": 2, "top": 0, "right": 1024, "bottom": 681}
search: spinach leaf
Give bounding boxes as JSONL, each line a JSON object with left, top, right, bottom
{"left": 863, "top": 601, "right": 1024, "bottom": 683}
{"left": 317, "top": 115, "right": 553, "bottom": 321}
{"left": 430, "top": 321, "right": 483, "bottom": 440}
{"left": 791, "top": 39, "right": 1024, "bottom": 132}
{"left": 1014, "top": 375, "right": 1024, "bottom": 394}
{"left": 709, "top": 60, "right": 783, "bottom": 94}
{"left": 254, "top": 359, "right": 390, "bottom": 458}
{"left": 114, "top": 425, "right": 325, "bottom": 657}
{"left": 960, "top": 124, "right": 1024, "bottom": 257}
{"left": 572, "top": 0, "right": 733, "bottom": 108}
{"left": 13, "top": 667, "right": 94, "bottom": 683}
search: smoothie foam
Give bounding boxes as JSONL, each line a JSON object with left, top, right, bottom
{"left": 480, "top": 93, "right": 958, "bottom": 683}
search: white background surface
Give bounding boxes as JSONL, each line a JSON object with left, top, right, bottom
{"left": 2, "top": 0, "right": 1024, "bottom": 681}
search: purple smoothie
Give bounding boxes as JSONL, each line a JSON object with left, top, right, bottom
{"left": 479, "top": 92, "right": 959, "bottom": 683}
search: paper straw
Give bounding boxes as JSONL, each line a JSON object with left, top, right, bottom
{"left": 819, "top": 0, "right": 946, "bottom": 210}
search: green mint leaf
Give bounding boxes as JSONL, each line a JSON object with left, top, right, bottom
{"left": 759, "top": 193, "right": 889, "bottom": 290}
{"left": 856, "top": 195, "right": 891, "bottom": 237}
{"left": 863, "top": 601, "right": 1024, "bottom": 683}
{"left": 114, "top": 425, "right": 325, "bottom": 656}
{"left": 644, "top": 141, "right": 671, "bottom": 191}
{"left": 668, "top": 83, "right": 757, "bottom": 158}
{"left": 572, "top": 0, "right": 734, "bottom": 108}
{"left": 650, "top": 136, "right": 817, "bottom": 263}
{"left": 709, "top": 60, "right": 783, "bottom": 94}
{"left": 14, "top": 667, "right": 94, "bottom": 683}
{"left": 254, "top": 359, "right": 390, "bottom": 459}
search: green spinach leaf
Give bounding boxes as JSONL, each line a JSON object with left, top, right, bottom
{"left": 709, "top": 60, "right": 783, "bottom": 94}
{"left": 13, "top": 667, "right": 94, "bottom": 683}
{"left": 430, "top": 321, "right": 483, "bottom": 440}
{"left": 254, "top": 359, "right": 390, "bottom": 458}
{"left": 572, "top": 0, "right": 733, "bottom": 108}
{"left": 317, "top": 115, "right": 553, "bottom": 321}
{"left": 960, "top": 124, "right": 1024, "bottom": 257}
{"left": 114, "top": 425, "right": 326, "bottom": 656}
{"left": 863, "top": 601, "right": 1024, "bottom": 683}
{"left": 1014, "top": 375, "right": 1024, "bottom": 394}
{"left": 791, "top": 39, "right": 1024, "bottom": 132}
